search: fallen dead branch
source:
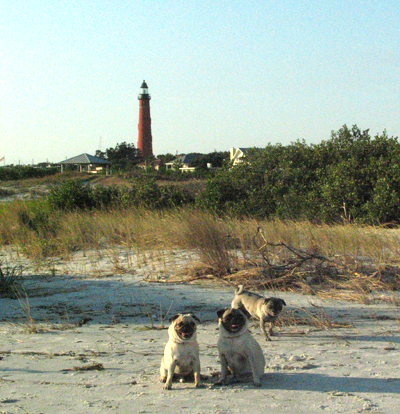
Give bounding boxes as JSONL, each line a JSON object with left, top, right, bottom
{"left": 62, "top": 362, "right": 105, "bottom": 372}
{"left": 253, "top": 224, "right": 333, "bottom": 272}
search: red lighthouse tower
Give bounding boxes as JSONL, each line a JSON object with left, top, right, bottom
{"left": 137, "top": 80, "right": 153, "bottom": 160}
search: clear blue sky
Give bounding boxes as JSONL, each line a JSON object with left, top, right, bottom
{"left": 1, "top": 0, "right": 399, "bottom": 165}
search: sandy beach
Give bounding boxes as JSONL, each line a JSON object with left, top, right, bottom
{"left": 1, "top": 248, "right": 399, "bottom": 414}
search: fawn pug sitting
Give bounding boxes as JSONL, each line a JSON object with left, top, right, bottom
{"left": 231, "top": 285, "right": 286, "bottom": 341}
{"left": 160, "top": 313, "right": 204, "bottom": 390}
{"left": 216, "top": 307, "right": 265, "bottom": 387}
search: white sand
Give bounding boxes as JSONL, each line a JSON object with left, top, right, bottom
{"left": 1, "top": 249, "right": 399, "bottom": 413}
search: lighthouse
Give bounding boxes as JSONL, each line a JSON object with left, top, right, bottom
{"left": 137, "top": 80, "right": 153, "bottom": 160}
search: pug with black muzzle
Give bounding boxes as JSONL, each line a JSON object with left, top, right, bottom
{"left": 216, "top": 308, "right": 265, "bottom": 387}
{"left": 160, "top": 313, "right": 204, "bottom": 390}
{"left": 231, "top": 285, "right": 286, "bottom": 341}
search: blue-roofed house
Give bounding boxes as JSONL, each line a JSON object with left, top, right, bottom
{"left": 164, "top": 154, "right": 202, "bottom": 172}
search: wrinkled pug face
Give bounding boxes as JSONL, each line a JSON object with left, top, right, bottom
{"left": 265, "top": 298, "right": 286, "bottom": 316}
{"left": 170, "top": 314, "right": 199, "bottom": 340}
{"left": 217, "top": 308, "right": 246, "bottom": 333}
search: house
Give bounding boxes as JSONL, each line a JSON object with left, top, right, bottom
{"left": 59, "top": 153, "right": 111, "bottom": 174}
{"left": 165, "top": 154, "right": 201, "bottom": 172}
{"left": 230, "top": 147, "right": 248, "bottom": 165}
{"left": 138, "top": 158, "right": 161, "bottom": 170}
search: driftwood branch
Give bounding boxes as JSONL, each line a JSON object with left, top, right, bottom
{"left": 253, "top": 224, "right": 332, "bottom": 274}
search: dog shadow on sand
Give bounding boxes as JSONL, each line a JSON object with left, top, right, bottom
{"left": 263, "top": 371, "right": 400, "bottom": 394}
{"left": 160, "top": 371, "right": 400, "bottom": 394}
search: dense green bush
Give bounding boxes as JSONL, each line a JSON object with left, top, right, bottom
{"left": 196, "top": 169, "right": 249, "bottom": 215}
{"left": 130, "top": 178, "right": 194, "bottom": 209}
{"left": 197, "top": 125, "right": 400, "bottom": 224}
{"left": 48, "top": 180, "right": 130, "bottom": 210}
{"left": 0, "top": 166, "right": 58, "bottom": 181}
{"left": 91, "top": 185, "right": 131, "bottom": 209}
{"left": 48, "top": 180, "right": 95, "bottom": 210}
{"left": 48, "top": 178, "right": 195, "bottom": 211}
{"left": 156, "top": 183, "right": 195, "bottom": 208}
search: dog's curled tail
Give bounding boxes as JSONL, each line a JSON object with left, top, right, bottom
{"left": 235, "top": 285, "right": 244, "bottom": 295}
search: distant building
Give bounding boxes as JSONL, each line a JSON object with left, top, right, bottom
{"left": 165, "top": 154, "right": 201, "bottom": 172}
{"left": 59, "top": 153, "right": 111, "bottom": 174}
{"left": 230, "top": 147, "right": 248, "bottom": 165}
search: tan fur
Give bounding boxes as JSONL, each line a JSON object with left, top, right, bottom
{"left": 231, "top": 285, "right": 286, "bottom": 341}
{"left": 160, "top": 314, "right": 203, "bottom": 390}
{"left": 216, "top": 308, "right": 265, "bottom": 387}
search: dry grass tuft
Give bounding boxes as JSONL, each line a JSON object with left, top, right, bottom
{"left": 0, "top": 261, "right": 24, "bottom": 298}
{"left": 177, "top": 211, "right": 234, "bottom": 275}
{"left": 280, "top": 306, "right": 353, "bottom": 332}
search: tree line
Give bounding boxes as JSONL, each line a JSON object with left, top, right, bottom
{"left": 0, "top": 166, "right": 59, "bottom": 181}
{"left": 95, "top": 143, "right": 229, "bottom": 174}
{"left": 4, "top": 125, "right": 400, "bottom": 225}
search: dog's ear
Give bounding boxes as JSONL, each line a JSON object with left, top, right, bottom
{"left": 280, "top": 299, "right": 287, "bottom": 306}
{"left": 191, "top": 314, "right": 201, "bottom": 323}
{"left": 217, "top": 308, "right": 228, "bottom": 319}
{"left": 169, "top": 314, "right": 181, "bottom": 323}
{"left": 263, "top": 298, "right": 272, "bottom": 305}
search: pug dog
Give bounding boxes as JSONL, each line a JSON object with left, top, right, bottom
{"left": 160, "top": 313, "right": 203, "bottom": 390}
{"left": 216, "top": 308, "right": 265, "bottom": 387}
{"left": 231, "top": 285, "right": 286, "bottom": 341}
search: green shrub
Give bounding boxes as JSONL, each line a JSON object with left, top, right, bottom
{"left": 130, "top": 178, "right": 195, "bottom": 209}
{"left": 48, "top": 180, "right": 94, "bottom": 210}
{"left": 130, "top": 179, "right": 162, "bottom": 208}
{"left": 196, "top": 169, "right": 249, "bottom": 216}
{"left": 91, "top": 185, "right": 131, "bottom": 209}
{"left": 158, "top": 184, "right": 194, "bottom": 208}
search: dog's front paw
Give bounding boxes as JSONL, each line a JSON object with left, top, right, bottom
{"left": 163, "top": 383, "right": 172, "bottom": 390}
{"left": 195, "top": 382, "right": 205, "bottom": 388}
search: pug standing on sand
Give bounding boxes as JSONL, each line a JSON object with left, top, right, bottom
{"left": 216, "top": 308, "right": 265, "bottom": 387}
{"left": 231, "top": 285, "right": 286, "bottom": 341}
{"left": 160, "top": 313, "right": 204, "bottom": 390}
